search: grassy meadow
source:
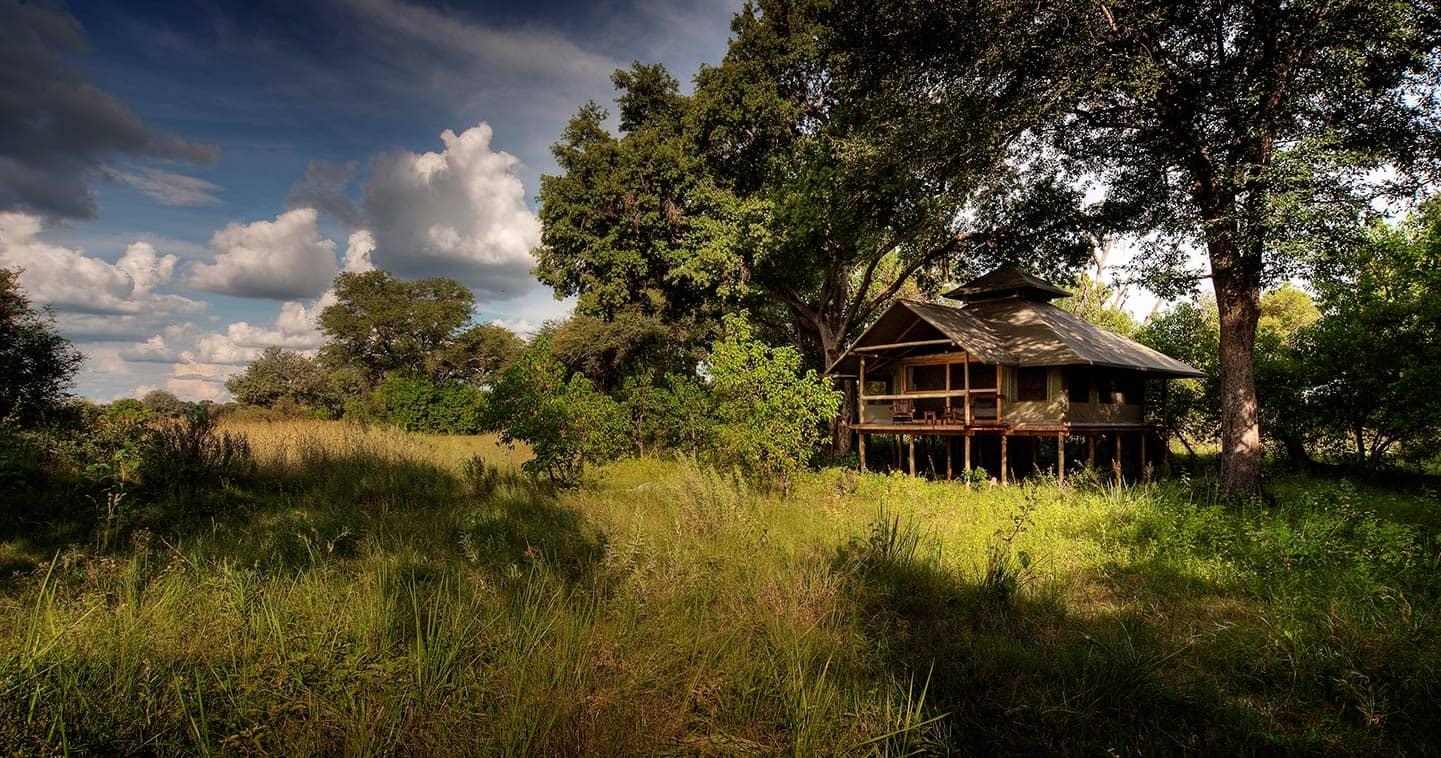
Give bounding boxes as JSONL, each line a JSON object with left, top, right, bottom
{"left": 1, "top": 419, "right": 1439, "bottom": 754}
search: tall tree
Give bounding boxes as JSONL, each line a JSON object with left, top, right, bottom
{"left": 1042, "top": 0, "right": 1440, "bottom": 493}
{"left": 318, "top": 271, "right": 476, "bottom": 385}
{"left": 226, "top": 347, "right": 336, "bottom": 410}
{"left": 0, "top": 268, "right": 82, "bottom": 424}
{"left": 538, "top": 3, "right": 1096, "bottom": 452}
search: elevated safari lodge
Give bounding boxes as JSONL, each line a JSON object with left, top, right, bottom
{"left": 826, "top": 266, "right": 1205, "bottom": 484}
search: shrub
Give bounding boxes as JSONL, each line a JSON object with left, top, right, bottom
{"left": 137, "top": 410, "right": 254, "bottom": 497}
{"left": 707, "top": 314, "right": 842, "bottom": 490}
{"left": 373, "top": 373, "right": 485, "bottom": 434}
{"left": 485, "top": 341, "right": 628, "bottom": 486}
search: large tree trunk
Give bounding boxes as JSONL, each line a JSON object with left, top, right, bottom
{"left": 820, "top": 329, "right": 854, "bottom": 456}
{"left": 1211, "top": 252, "right": 1264, "bottom": 496}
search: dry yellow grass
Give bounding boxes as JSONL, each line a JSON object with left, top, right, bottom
{"left": 219, "top": 418, "right": 531, "bottom": 472}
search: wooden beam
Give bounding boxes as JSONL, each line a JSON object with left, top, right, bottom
{"left": 964, "top": 434, "right": 972, "bottom": 475}
{"left": 860, "top": 390, "right": 992, "bottom": 401}
{"left": 946, "top": 437, "right": 953, "bottom": 481}
{"left": 1087, "top": 434, "right": 1096, "bottom": 468}
{"left": 859, "top": 434, "right": 867, "bottom": 473}
{"left": 908, "top": 436, "right": 916, "bottom": 477}
{"left": 853, "top": 338, "right": 955, "bottom": 353}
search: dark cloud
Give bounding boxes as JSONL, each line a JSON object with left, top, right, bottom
{"left": 0, "top": 0, "right": 218, "bottom": 219}
{"left": 285, "top": 160, "right": 363, "bottom": 228}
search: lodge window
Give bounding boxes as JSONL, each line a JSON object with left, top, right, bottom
{"left": 906, "top": 364, "right": 947, "bottom": 392}
{"left": 969, "top": 364, "right": 997, "bottom": 389}
{"left": 1118, "top": 374, "right": 1144, "bottom": 405}
{"left": 1018, "top": 367, "right": 1047, "bottom": 402}
{"left": 1098, "top": 376, "right": 1122, "bottom": 404}
{"left": 1066, "top": 367, "right": 1090, "bottom": 404}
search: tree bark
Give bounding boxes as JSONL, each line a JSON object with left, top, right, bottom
{"left": 1212, "top": 250, "right": 1263, "bottom": 496}
{"left": 820, "top": 328, "right": 854, "bottom": 456}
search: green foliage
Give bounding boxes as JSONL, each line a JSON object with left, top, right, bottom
{"left": 435, "top": 323, "right": 523, "bottom": 386}
{"left": 484, "top": 341, "right": 628, "bottom": 485}
{"left": 536, "top": 2, "right": 1094, "bottom": 378}
{"left": 0, "top": 268, "right": 82, "bottom": 425}
{"left": 707, "top": 315, "right": 842, "bottom": 488}
{"left": 318, "top": 270, "right": 478, "bottom": 385}
{"left": 372, "top": 374, "right": 485, "bottom": 435}
{"left": 139, "top": 389, "right": 186, "bottom": 417}
{"left": 537, "top": 307, "right": 707, "bottom": 391}
{"left": 136, "top": 410, "right": 254, "bottom": 498}
{"left": 1300, "top": 201, "right": 1441, "bottom": 467}
{"left": 226, "top": 347, "right": 337, "bottom": 412}
{"left": 1055, "top": 274, "right": 1138, "bottom": 337}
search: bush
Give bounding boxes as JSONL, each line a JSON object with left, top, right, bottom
{"left": 373, "top": 374, "right": 485, "bottom": 434}
{"left": 707, "top": 314, "right": 842, "bottom": 490}
{"left": 137, "top": 410, "right": 254, "bottom": 497}
{"left": 485, "top": 341, "right": 628, "bottom": 486}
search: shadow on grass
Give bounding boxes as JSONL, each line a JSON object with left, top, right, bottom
{"left": 1, "top": 441, "right": 609, "bottom": 600}
{"left": 827, "top": 507, "right": 1402, "bottom": 754}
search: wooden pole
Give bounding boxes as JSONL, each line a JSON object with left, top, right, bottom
{"left": 963, "top": 354, "right": 972, "bottom": 425}
{"left": 859, "top": 433, "right": 867, "bottom": 473}
{"left": 964, "top": 434, "right": 972, "bottom": 474}
{"left": 946, "top": 437, "right": 953, "bottom": 480}
{"left": 1161, "top": 380, "right": 1171, "bottom": 469}
{"left": 1114, "top": 433, "right": 1123, "bottom": 485}
{"left": 908, "top": 436, "right": 916, "bottom": 477}
{"left": 1140, "top": 431, "right": 1149, "bottom": 481}
{"left": 1058, "top": 431, "right": 1066, "bottom": 486}
{"left": 945, "top": 362, "right": 951, "bottom": 419}
{"left": 996, "top": 364, "right": 1004, "bottom": 422}
{"left": 1001, "top": 433, "right": 1009, "bottom": 486}
{"left": 1087, "top": 434, "right": 1096, "bottom": 468}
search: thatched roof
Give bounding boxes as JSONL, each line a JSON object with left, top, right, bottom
{"left": 942, "top": 264, "right": 1071, "bottom": 302}
{"left": 827, "top": 283, "right": 1205, "bottom": 379}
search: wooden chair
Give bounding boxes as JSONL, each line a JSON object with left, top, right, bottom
{"left": 891, "top": 399, "right": 917, "bottom": 423}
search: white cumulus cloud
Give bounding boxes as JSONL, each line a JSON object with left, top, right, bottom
{"left": 341, "top": 230, "right": 375, "bottom": 273}
{"left": 0, "top": 211, "right": 202, "bottom": 318}
{"left": 186, "top": 208, "right": 338, "bottom": 299}
{"left": 362, "top": 123, "right": 539, "bottom": 298}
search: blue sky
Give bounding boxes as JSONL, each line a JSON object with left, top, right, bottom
{"left": 1, "top": 0, "right": 741, "bottom": 401}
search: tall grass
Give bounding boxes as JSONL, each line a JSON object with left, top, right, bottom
{"left": 0, "top": 420, "right": 1438, "bottom": 753}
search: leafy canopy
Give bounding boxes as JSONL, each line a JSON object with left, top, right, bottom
{"left": 0, "top": 268, "right": 82, "bottom": 425}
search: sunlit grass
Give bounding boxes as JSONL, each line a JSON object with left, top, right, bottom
{"left": 1, "top": 420, "right": 1437, "bottom": 753}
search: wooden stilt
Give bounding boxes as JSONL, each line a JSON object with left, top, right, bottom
{"left": 1001, "top": 433, "right": 1009, "bottom": 486}
{"left": 1140, "top": 431, "right": 1149, "bottom": 481}
{"left": 1058, "top": 431, "right": 1066, "bottom": 486}
{"left": 946, "top": 437, "right": 953, "bottom": 481}
{"left": 964, "top": 434, "right": 972, "bottom": 474}
{"left": 1029, "top": 436, "right": 1039, "bottom": 475}
{"left": 1087, "top": 434, "right": 1096, "bottom": 468}
{"left": 908, "top": 436, "right": 916, "bottom": 477}
{"left": 1114, "top": 433, "right": 1123, "bottom": 484}
{"left": 859, "top": 434, "right": 867, "bottom": 473}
